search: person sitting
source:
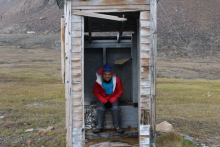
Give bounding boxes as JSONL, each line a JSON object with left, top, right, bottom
{"left": 93, "top": 63, "right": 124, "bottom": 133}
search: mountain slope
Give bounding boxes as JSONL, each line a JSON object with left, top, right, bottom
{"left": 0, "top": 0, "right": 63, "bottom": 33}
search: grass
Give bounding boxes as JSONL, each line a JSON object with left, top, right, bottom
{"left": 157, "top": 78, "right": 220, "bottom": 145}
{"left": 156, "top": 133, "right": 195, "bottom": 147}
{"left": 0, "top": 46, "right": 220, "bottom": 146}
{"left": 0, "top": 47, "right": 66, "bottom": 146}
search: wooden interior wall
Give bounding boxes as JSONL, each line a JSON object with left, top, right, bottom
{"left": 71, "top": 13, "right": 85, "bottom": 147}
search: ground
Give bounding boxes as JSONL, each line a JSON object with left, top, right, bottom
{"left": 0, "top": 41, "right": 219, "bottom": 146}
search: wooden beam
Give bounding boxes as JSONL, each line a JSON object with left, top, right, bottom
{"left": 72, "top": 5, "right": 150, "bottom": 11}
{"left": 72, "top": 10, "right": 127, "bottom": 22}
{"left": 64, "top": 1, "right": 72, "bottom": 147}
{"left": 71, "top": 0, "right": 150, "bottom": 6}
{"left": 61, "top": 17, "right": 65, "bottom": 84}
{"left": 150, "top": 0, "right": 157, "bottom": 145}
{"left": 117, "top": 15, "right": 126, "bottom": 43}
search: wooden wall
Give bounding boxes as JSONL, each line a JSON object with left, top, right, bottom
{"left": 139, "top": 11, "right": 151, "bottom": 147}
{"left": 72, "top": 0, "right": 150, "bottom": 12}
{"left": 65, "top": 0, "right": 157, "bottom": 146}
{"left": 71, "top": 14, "right": 85, "bottom": 147}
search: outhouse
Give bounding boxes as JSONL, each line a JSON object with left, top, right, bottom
{"left": 58, "top": 0, "right": 157, "bottom": 146}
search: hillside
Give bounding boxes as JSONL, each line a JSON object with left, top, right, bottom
{"left": 0, "top": 0, "right": 219, "bottom": 56}
{"left": 0, "top": 0, "right": 63, "bottom": 34}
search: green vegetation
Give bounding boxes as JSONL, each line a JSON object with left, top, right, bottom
{"left": 156, "top": 133, "right": 195, "bottom": 147}
{"left": 157, "top": 78, "right": 220, "bottom": 145}
{"left": 0, "top": 47, "right": 219, "bottom": 146}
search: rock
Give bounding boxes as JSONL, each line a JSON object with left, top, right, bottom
{"left": 40, "top": 17, "right": 45, "bottom": 20}
{"left": 27, "top": 31, "right": 35, "bottom": 34}
{"left": 0, "top": 116, "right": 4, "bottom": 119}
{"left": 184, "top": 135, "right": 193, "bottom": 142}
{"left": 25, "top": 128, "right": 34, "bottom": 132}
{"left": 46, "top": 126, "right": 55, "bottom": 131}
{"left": 156, "top": 121, "right": 173, "bottom": 133}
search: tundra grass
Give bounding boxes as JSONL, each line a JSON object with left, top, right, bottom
{"left": 157, "top": 78, "right": 220, "bottom": 146}
{"left": 0, "top": 47, "right": 219, "bottom": 146}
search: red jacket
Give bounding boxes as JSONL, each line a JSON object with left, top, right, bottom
{"left": 93, "top": 69, "right": 123, "bottom": 104}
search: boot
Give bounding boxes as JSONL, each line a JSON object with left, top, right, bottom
{"left": 93, "top": 109, "right": 105, "bottom": 133}
{"left": 111, "top": 108, "right": 124, "bottom": 133}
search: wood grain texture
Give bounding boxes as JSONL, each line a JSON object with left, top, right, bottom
{"left": 72, "top": 0, "right": 150, "bottom": 6}
{"left": 72, "top": 5, "right": 150, "bottom": 11}
{"left": 150, "top": 0, "right": 157, "bottom": 145}
{"left": 61, "top": 17, "right": 65, "bottom": 84}
{"left": 64, "top": 1, "right": 72, "bottom": 147}
{"left": 71, "top": 14, "right": 84, "bottom": 146}
{"left": 72, "top": 10, "right": 127, "bottom": 21}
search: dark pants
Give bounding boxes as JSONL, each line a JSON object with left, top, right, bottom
{"left": 97, "top": 100, "right": 119, "bottom": 110}
{"left": 96, "top": 100, "right": 121, "bottom": 128}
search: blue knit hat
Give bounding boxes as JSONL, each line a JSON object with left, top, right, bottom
{"left": 103, "top": 64, "right": 112, "bottom": 72}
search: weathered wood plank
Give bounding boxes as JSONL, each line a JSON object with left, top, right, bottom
{"left": 150, "top": 0, "right": 157, "bottom": 146}
{"left": 140, "top": 102, "right": 150, "bottom": 109}
{"left": 73, "top": 83, "right": 82, "bottom": 91}
{"left": 71, "top": 52, "right": 81, "bottom": 59}
{"left": 81, "top": 17, "right": 85, "bottom": 146}
{"left": 141, "top": 28, "right": 150, "bottom": 36}
{"left": 140, "top": 136, "right": 150, "bottom": 145}
{"left": 72, "top": 0, "right": 150, "bottom": 6}
{"left": 72, "top": 68, "right": 82, "bottom": 76}
{"left": 141, "top": 43, "right": 150, "bottom": 51}
{"left": 141, "top": 58, "right": 150, "bottom": 66}
{"left": 72, "top": 38, "right": 82, "bottom": 45}
{"left": 140, "top": 11, "right": 150, "bottom": 20}
{"left": 140, "top": 21, "right": 151, "bottom": 29}
{"left": 71, "top": 45, "right": 81, "bottom": 53}
{"left": 140, "top": 109, "right": 150, "bottom": 125}
{"left": 72, "top": 60, "right": 81, "bottom": 69}
{"left": 64, "top": 1, "right": 72, "bottom": 147}
{"left": 140, "top": 125, "right": 150, "bottom": 135}
{"left": 72, "top": 5, "right": 150, "bottom": 11}
{"left": 141, "top": 51, "right": 150, "bottom": 59}
{"left": 82, "top": 9, "right": 141, "bottom": 13}
{"left": 72, "top": 22, "right": 81, "bottom": 31}
{"left": 71, "top": 30, "right": 82, "bottom": 38}
{"left": 141, "top": 36, "right": 150, "bottom": 44}
{"left": 71, "top": 15, "right": 82, "bottom": 23}
{"left": 72, "top": 75, "right": 82, "bottom": 83}
{"left": 139, "top": 10, "right": 153, "bottom": 147}
{"left": 61, "top": 17, "right": 65, "bottom": 84}
{"left": 72, "top": 10, "right": 127, "bottom": 22}
{"left": 141, "top": 86, "right": 150, "bottom": 95}
{"left": 73, "top": 120, "right": 83, "bottom": 128}
{"left": 141, "top": 80, "right": 150, "bottom": 87}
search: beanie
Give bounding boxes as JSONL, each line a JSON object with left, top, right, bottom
{"left": 103, "top": 63, "right": 112, "bottom": 72}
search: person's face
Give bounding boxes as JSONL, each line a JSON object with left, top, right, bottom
{"left": 103, "top": 72, "right": 112, "bottom": 82}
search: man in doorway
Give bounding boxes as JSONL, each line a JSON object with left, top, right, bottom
{"left": 93, "top": 63, "right": 124, "bottom": 133}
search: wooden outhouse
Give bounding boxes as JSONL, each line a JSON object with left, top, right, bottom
{"left": 58, "top": 0, "right": 157, "bottom": 146}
